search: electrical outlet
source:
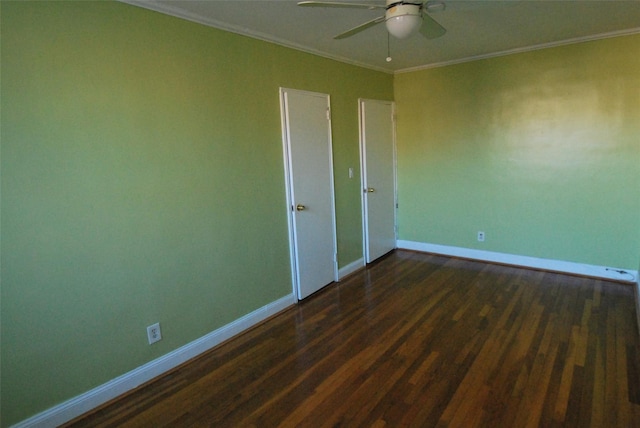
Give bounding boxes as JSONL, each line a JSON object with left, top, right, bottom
{"left": 477, "top": 231, "right": 485, "bottom": 242}
{"left": 147, "top": 322, "right": 162, "bottom": 345}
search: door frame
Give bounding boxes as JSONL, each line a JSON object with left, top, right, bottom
{"left": 358, "top": 98, "right": 398, "bottom": 264}
{"left": 279, "top": 87, "right": 338, "bottom": 301}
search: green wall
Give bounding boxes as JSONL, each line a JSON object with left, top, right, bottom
{"left": 0, "top": 2, "right": 393, "bottom": 425}
{"left": 395, "top": 35, "right": 640, "bottom": 269}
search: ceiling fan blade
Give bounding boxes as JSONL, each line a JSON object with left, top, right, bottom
{"left": 334, "top": 15, "right": 385, "bottom": 39}
{"left": 298, "top": 1, "right": 384, "bottom": 10}
{"left": 419, "top": 12, "right": 446, "bottom": 39}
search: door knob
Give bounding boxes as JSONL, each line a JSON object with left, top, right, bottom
{"left": 296, "top": 204, "right": 306, "bottom": 211}
{"left": 366, "top": 188, "right": 375, "bottom": 193}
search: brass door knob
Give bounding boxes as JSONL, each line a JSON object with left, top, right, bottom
{"left": 366, "top": 188, "right": 375, "bottom": 193}
{"left": 296, "top": 204, "right": 306, "bottom": 211}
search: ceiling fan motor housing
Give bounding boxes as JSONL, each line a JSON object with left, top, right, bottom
{"left": 385, "top": 1, "right": 423, "bottom": 39}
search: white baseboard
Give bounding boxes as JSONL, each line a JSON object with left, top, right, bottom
{"left": 397, "top": 240, "right": 638, "bottom": 284}
{"left": 13, "top": 294, "right": 296, "bottom": 428}
{"left": 338, "top": 257, "right": 365, "bottom": 280}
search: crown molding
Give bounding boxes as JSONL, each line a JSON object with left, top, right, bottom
{"left": 119, "top": 0, "right": 395, "bottom": 74}
{"left": 120, "top": 1, "right": 640, "bottom": 75}
{"left": 395, "top": 27, "right": 640, "bottom": 74}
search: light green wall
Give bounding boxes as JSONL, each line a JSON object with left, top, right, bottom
{"left": 0, "top": 2, "right": 392, "bottom": 425}
{"left": 395, "top": 35, "right": 640, "bottom": 269}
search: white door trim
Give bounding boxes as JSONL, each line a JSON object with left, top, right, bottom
{"left": 280, "top": 87, "right": 338, "bottom": 300}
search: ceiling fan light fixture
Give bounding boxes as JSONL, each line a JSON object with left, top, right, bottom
{"left": 385, "top": 4, "right": 422, "bottom": 39}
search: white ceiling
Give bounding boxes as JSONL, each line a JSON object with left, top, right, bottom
{"left": 124, "top": 0, "right": 640, "bottom": 73}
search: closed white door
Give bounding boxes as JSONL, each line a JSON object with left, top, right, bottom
{"left": 280, "top": 88, "right": 337, "bottom": 300}
{"left": 360, "top": 99, "right": 396, "bottom": 263}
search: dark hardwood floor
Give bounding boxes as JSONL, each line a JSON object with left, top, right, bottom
{"left": 65, "top": 250, "right": 640, "bottom": 427}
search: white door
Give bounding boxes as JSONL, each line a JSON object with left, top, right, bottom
{"left": 280, "top": 88, "right": 337, "bottom": 300}
{"left": 359, "top": 99, "right": 396, "bottom": 263}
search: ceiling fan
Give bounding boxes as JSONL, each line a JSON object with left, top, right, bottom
{"left": 298, "top": 0, "right": 447, "bottom": 40}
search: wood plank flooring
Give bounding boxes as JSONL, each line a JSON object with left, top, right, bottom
{"left": 65, "top": 250, "right": 640, "bottom": 427}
